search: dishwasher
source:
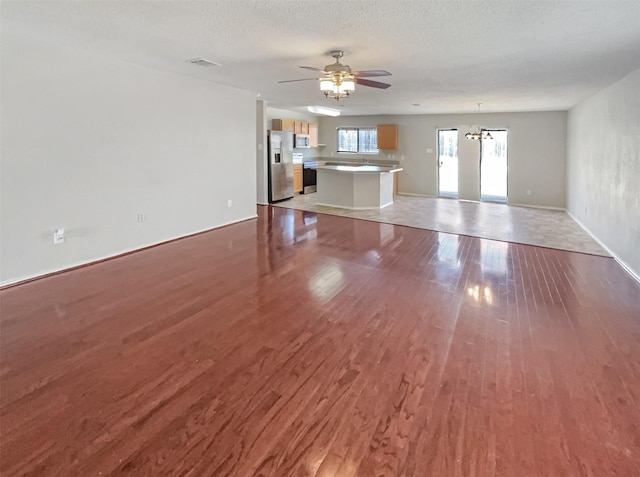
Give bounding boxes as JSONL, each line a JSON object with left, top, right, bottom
{"left": 302, "top": 162, "right": 318, "bottom": 194}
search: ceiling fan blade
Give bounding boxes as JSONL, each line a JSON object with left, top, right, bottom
{"left": 355, "top": 78, "right": 391, "bottom": 89}
{"left": 352, "top": 70, "right": 392, "bottom": 77}
{"left": 300, "top": 66, "right": 326, "bottom": 72}
{"left": 278, "top": 78, "right": 321, "bottom": 83}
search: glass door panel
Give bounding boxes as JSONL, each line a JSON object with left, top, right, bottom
{"left": 480, "top": 130, "right": 508, "bottom": 202}
{"left": 438, "top": 129, "right": 459, "bottom": 198}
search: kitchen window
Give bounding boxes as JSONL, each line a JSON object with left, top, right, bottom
{"left": 337, "top": 127, "right": 378, "bottom": 153}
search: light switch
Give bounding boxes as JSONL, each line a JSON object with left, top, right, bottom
{"left": 53, "top": 228, "right": 64, "bottom": 244}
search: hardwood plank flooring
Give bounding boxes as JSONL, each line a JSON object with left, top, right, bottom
{"left": 1, "top": 205, "right": 639, "bottom": 476}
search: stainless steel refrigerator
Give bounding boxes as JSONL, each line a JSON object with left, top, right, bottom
{"left": 267, "top": 131, "right": 294, "bottom": 202}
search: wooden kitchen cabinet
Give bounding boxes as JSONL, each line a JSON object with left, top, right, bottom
{"left": 377, "top": 124, "right": 398, "bottom": 149}
{"left": 273, "top": 119, "right": 314, "bottom": 139}
{"left": 293, "top": 121, "right": 309, "bottom": 134}
{"left": 308, "top": 123, "right": 318, "bottom": 147}
{"left": 272, "top": 119, "right": 295, "bottom": 132}
{"left": 293, "top": 164, "right": 303, "bottom": 193}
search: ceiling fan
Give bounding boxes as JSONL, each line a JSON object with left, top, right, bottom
{"left": 279, "top": 50, "right": 391, "bottom": 100}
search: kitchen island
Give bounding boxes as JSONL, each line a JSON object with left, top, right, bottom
{"left": 314, "top": 163, "right": 403, "bottom": 209}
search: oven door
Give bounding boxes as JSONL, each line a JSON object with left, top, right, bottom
{"left": 302, "top": 165, "right": 317, "bottom": 194}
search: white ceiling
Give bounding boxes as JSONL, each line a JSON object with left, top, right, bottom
{"left": 4, "top": 0, "right": 640, "bottom": 116}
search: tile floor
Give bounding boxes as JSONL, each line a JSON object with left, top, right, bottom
{"left": 276, "top": 193, "right": 609, "bottom": 256}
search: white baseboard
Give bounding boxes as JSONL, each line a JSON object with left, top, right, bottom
{"left": 316, "top": 201, "right": 389, "bottom": 210}
{"left": 397, "top": 192, "right": 437, "bottom": 198}
{"left": 508, "top": 202, "right": 566, "bottom": 211}
{"left": 0, "top": 215, "right": 258, "bottom": 289}
{"left": 567, "top": 210, "right": 640, "bottom": 285}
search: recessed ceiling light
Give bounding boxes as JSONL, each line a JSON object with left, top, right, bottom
{"left": 187, "top": 58, "right": 220, "bottom": 67}
{"left": 412, "top": 103, "right": 421, "bottom": 106}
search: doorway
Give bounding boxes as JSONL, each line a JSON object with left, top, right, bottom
{"left": 480, "top": 130, "right": 508, "bottom": 202}
{"left": 438, "top": 129, "right": 459, "bottom": 198}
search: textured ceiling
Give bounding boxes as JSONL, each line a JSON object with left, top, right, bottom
{"left": 4, "top": 0, "right": 640, "bottom": 116}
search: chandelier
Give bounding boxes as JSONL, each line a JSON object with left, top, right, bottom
{"left": 465, "top": 103, "right": 493, "bottom": 140}
{"left": 319, "top": 73, "right": 355, "bottom": 101}
{"left": 465, "top": 129, "right": 493, "bottom": 140}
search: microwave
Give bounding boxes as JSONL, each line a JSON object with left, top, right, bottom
{"left": 294, "top": 134, "right": 310, "bottom": 148}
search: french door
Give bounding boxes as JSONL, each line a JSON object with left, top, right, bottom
{"left": 438, "top": 129, "right": 459, "bottom": 198}
{"left": 480, "top": 130, "right": 508, "bottom": 202}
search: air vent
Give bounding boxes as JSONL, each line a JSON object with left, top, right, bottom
{"left": 187, "top": 58, "right": 220, "bottom": 67}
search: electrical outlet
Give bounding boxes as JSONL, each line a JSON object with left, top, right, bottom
{"left": 227, "top": 199, "right": 233, "bottom": 208}
{"left": 137, "top": 212, "right": 146, "bottom": 223}
{"left": 527, "top": 189, "right": 532, "bottom": 196}
{"left": 53, "top": 228, "right": 64, "bottom": 244}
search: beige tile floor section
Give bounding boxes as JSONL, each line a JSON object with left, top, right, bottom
{"left": 276, "top": 194, "right": 609, "bottom": 256}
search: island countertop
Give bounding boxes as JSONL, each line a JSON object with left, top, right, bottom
{"left": 313, "top": 164, "right": 403, "bottom": 173}
{"left": 314, "top": 162, "right": 402, "bottom": 210}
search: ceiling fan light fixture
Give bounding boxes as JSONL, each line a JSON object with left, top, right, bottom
{"left": 319, "top": 78, "right": 334, "bottom": 93}
{"left": 340, "top": 78, "right": 355, "bottom": 93}
{"left": 281, "top": 51, "right": 391, "bottom": 101}
{"left": 307, "top": 105, "right": 341, "bottom": 117}
{"left": 320, "top": 74, "right": 355, "bottom": 100}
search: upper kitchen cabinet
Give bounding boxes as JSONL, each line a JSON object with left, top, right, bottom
{"left": 294, "top": 121, "right": 309, "bottom": 134}
{"left": 272, "top": 119, "right": 295, "bottom": 132}
{"left": 273, "top": 119, "right": 310, "bottom": 135}
{"left": 308, "top": 123, "right": 318, "bottom": 147}
{"left": 377, "top": 124, "right": 398, "bottom": 149}
{"left": 272, "top": 118, "right": 318, "bottom": 146}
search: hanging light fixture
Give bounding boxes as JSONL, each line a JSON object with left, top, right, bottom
{"left": 320, "top": 72, "right": 356, "bottom": 100}
{"left": 465, "top": 103, "right": 493, "bottom": 140}
{"left": 465, "top": 129, "right": 493, "bottom": 140}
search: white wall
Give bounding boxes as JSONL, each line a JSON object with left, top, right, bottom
{"left": 0, "top": 25, "right": 257, "bottom": 285}
{"left": 567, "top": 69, "right": 640, "bottom": 278}
{"left": 256, "top": 100, "right": 268, "bottom": 205}
{"left": 318, "top": 111, "right": 567, "bottom": 208}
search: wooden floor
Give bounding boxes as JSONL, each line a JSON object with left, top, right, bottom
{"left": 1, "top": 205, "right": 640, "bottom": 476}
